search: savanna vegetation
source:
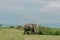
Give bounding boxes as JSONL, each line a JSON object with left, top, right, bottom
{"left": 0, "top": 24, "right": 60, "bottom": 40}
{"left": 23, "top": 24, "right": 60, "bottom": 35}
{"left": 38, "top": 25, "right": 60, "bottom": 35}
{"left": 0, "top": 24, "right": 24, "bottom": 40}
{"left": 24, "top": 24, "right": 60, "bottom": 40}
{"left": 0, "top": 28, "right": 24, "bottom": 40}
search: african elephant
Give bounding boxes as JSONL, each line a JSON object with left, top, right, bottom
{"left": 23, "top": 23, "right": 38, "bottom": 34}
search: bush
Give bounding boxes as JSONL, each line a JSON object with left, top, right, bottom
{"left": 9, "top": 26, "right": 15, "bottom": 28}
{"left": 38, "top": 25, "right": 52, "bottom": 35}
{"left": 16, "top": 25, "right": 22, "bottom": 29}
{"left": 55, "top": 31, "right": 60, "bottom": 35}
{"left": 38, "top": 25, "right": 60, "bottom": 35}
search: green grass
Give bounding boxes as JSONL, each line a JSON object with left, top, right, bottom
{"left": 24, "top": 35, "right": 60, "bottom": 40}
{"left": 0, "top": 28, "right": 24, "bottom": 40}
{"left": 0, "top": 28, "right": 60, "bottom": 40}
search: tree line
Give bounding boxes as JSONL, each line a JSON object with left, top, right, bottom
{"left": 0, "top": 24, "right": 23, "bottom": 29}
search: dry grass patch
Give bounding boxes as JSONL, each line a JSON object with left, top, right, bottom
{"left": 24, "top": 35, "right": 60, "bottom": 40}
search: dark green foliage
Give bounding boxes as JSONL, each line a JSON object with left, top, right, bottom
{"left": 38, "top": 25, "right": 60, "bottom": 35}
{"left": 38, "top": 25, "right": 51, "bottom": 35}
{"left": 16, "top": 25, "right": 22, "bottom": 29}
{"left": 9, "top": 26, "right": 15, "bottom": 28}
{"left": 55, "top": 31, "right": 60, "bottom": 35}
{"left": 0, "top": 24, "right": 2, "bottom": 27}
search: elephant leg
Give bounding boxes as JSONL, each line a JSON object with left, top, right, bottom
{"left": 32, "top": 28, "right": 35, "bottom": 32}
{"left": 30, "top": 28, "right": 33, "bottom": 34}
{"left": 26, "top": 29, "right": 32, "bottom": 34}
{"left": 24, "top": 29, "right": 30, "bottom": 34}
{"left": 24, "top": 29, "right": 28, "bottom": 34}
{"left": 31, "top": 28, "right": 37, "bottom": 35}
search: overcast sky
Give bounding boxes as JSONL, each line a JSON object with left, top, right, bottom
{"left": 0, "top": 0, "right": 60, "bottom": 25}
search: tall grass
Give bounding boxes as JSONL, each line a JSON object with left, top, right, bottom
{"left": 0, "top": 28, "right": 24, "bottom": 40}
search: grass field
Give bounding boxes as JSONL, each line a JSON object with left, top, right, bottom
{"left": 24, "top": 35, "right": 60, "bottom": 40}
{"left": 0, "top": 28, "right": 24, "bottom": 40}
{"left": 0, "top": 28, "right": 60, "bottom": 40}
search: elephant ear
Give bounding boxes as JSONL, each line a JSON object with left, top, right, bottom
{"left": 32, "top": 24, "right": 37, "bottom": 32}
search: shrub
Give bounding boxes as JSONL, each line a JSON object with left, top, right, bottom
{"left": 9, "top": 26, "right": 15, "bottom": 28}
{"left": 16, "top": 25, "right": 22, "bottom": 29}
{"left": 55, "top": 31, "right": 60, "bottom": 35}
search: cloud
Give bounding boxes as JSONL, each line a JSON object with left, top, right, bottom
{"left": 0, "top": 0, "right": 60, "bottom": 25}
{"left": 39, "top": 1, "right": 60, "bottom": 15}
{"left": 46, "top": 1, "right": 60, "bottom": 7}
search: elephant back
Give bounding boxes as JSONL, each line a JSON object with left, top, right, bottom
{"left": 24, "top": 24, "right": 33, "bottom": 29}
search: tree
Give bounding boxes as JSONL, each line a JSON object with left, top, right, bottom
{"left": 0, "top": 24, "right": 2, "bottom": 27}
{"left": 16, "top": 25, "right": 22, "bottom": 29}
